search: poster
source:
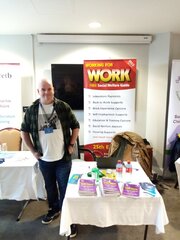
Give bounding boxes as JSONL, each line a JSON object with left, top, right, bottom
{"left": 0, "top": 63, "right": 21, "bottom": 129}
{"left": 83, "top": 59, "right": 136, "bottom": 159}
{"left": 165, "top": 60, "right": 180, "bottom": 170}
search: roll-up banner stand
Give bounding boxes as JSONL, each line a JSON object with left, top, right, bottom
{"left": 0, "top": 63, "right": 21, "bottom": 129}
{"left": 165, "top": 60, "right": 180, "bottom": 174}
{"left": 83, "top": 59, "right": 136, "bottom": 160}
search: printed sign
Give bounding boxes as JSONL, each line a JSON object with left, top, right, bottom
{"left": 0, "top": 63, "right": 21, "bottom": 129}
{"left": 84, "top": 59, "right": 136, "bottom": 159}
{"left": 165, "top": 60, "right": 180, "bottom": 170}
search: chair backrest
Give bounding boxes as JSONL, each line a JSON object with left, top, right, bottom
{"left": 71, "top": 137, "right": 96, "bottom": 161}
{"left": 0, "top": 127, "right": 22, "bottom": 151}
{"left": 71, "top": 138, "right": 81, "bottom": 160}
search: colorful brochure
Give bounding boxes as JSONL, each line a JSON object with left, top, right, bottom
{"left": 78, "top": 178, "right": 97, "bottom": 196}
{"left": 122, "top": 183, "right": 140, "bottom": 197}
{"left": 139, "top": 182, "right": 156, "bottom": 197}
{"left": 100, "top": 178, "right": 121, "bottom": 196}
{"left": 68, "top": 174, "right": 82, "bottom": 184}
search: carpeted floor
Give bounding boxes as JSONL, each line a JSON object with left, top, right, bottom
{"left": 0, "top": 179, "right": 179, "bottom": 240}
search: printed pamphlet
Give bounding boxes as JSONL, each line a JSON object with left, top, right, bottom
{"left": 139, "top": 182, "right": 156, "bottom": 197}
{"left": 68, "top": 174, "right": 82, "bottom": 184}
{"left": 100, "top": 177, "right": 121, "bottom": 196}
{"left": 122, "top": 183, "right": 140, "bottom": 197}
{"left": 78, "top": 178, "right": 97, "bottom": 196}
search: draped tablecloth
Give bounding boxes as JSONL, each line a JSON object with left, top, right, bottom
{"left": 60, "top": 160, "right": 169, "bottom": 236}
{"left": 0, "top": 151, "right": 46, "bottom": 200}
{"left": 175, "top": 158, "right": 180, "bottom": 192}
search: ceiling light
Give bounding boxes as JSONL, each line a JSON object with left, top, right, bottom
{"left": 88, "top": 22, "right": 101, "bottom": 29}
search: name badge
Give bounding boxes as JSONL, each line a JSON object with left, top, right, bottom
{"left": 44, "top": 127, "right": 53, "bottom": 134}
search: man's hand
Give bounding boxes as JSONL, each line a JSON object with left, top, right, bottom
{"left": 68, "top": 145, "right": 75, "bottom": 155}
{"left": 33, "top": 151, "right": 42, "bottom": 160}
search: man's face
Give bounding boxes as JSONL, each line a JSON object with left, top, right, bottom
{"left": 38, "top": 80, "right": 54, "bottom": 104}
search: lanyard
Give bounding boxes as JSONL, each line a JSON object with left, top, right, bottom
{"left": 40, "top": 102, "right": 55, "bottom": 124}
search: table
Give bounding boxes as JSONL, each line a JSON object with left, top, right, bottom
{"left": 59, "top": 160, "right": 169, "bottom": 239}
{"left": 0, "top": 151, "right": 46, "bottom": 220}
{"left": 175, "top": 158, "right": 180, "bottom": 190}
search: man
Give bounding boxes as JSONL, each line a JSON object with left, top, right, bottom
{"left": 21, "top": 79, "right": 79, "bottom": 236}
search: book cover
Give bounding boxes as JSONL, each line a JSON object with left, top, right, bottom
{"left": 100, "top": 178, "right": 121, "bottom": 196}
{"left": 139, "top": 182, "right": 156, "bottom": 197}
{"left": 122, "top": 183, "right": 140, "bottom": 197}
{"left": 78, "top": 178, "right": 97, "bottom": 196}
{"left": 68, "top": 174, "right": 82, "bottom": 184}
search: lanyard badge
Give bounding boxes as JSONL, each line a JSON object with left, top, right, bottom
{"left": 44, "top": 126, "right": 53, "bottom": 134}
{"left": 40, "top": 103, "right": 55, "bottom": 134}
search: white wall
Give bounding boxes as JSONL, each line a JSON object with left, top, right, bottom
{"left": 146, "top": 33, "right": 171, "bottom": 172}
{"left": 0, "top": 35, "right": 35, "bottom": 116}
{"left": 33, "top": 35, "right": 149, "bottom": 143}
{"left": 1, "top": 33, "right": 180, "bottom": 172}
{"left": 146, "top": 33, "right": 180, "bottom": 173}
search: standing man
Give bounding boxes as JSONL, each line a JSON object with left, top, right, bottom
{"left": 21, "top": 79, "right": 80, "bottom": 229}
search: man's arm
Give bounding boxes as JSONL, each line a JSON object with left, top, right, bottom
{"left": 68, "top": 128, "right": 79, "bottom": 154}
{"left": 70, "top": 128, "right": 79, "bottom": 145}
{"left": 21, "top": 131, "right": 41, "bottom": 159}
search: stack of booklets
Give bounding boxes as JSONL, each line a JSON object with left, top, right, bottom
{"left": 100, "top": 178, "right": 121, "bottom": 196}
{"left": 78, "top": 178, "right": 97, "bottom": 196}
{"left": 122, "top": 183, "right": 140, "bottom": 198}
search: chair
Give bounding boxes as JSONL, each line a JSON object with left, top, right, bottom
{"left": 71, "top": 137, "right": 96, "bottom": 161}
{"left": 0, "top": 127, "right": 24, "bottom": 221}
{"left": 0, "top": 127, "right": 22, "bottom": 151}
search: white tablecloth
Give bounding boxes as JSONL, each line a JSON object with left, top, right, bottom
{"left": 175, "top": 158, "right": 180, "bottom": 191}
{"left": 60, "top": 160, "right": 169, "bottom": 236}
{"left": 0, "top": 151, "right": 46, "bottom": 200}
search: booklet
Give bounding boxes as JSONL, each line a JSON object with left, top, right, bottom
{"left": 100, "top": 178, "right": 121, "bottom": 196}
{"left": 78, "top": 178, "right": 97, "bottom": 196}
{"left": 139, "top": 182, "right": 156, "bottom": 197}
{"left": 122, "top": 183, "right": 140, "bottom": 198}
{"left": 68, "top": 174, "right": 82, "bottom": 184}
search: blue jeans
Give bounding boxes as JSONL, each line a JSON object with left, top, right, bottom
{"left": 39, "top": 157, "right": 71, "bottom": 212}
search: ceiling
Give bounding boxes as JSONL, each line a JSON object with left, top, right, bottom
{"left": 1, "top": 0, "right": 180, "bottom": 35}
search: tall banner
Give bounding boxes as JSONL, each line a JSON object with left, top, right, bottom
{"left": 0, "top": 63, "right": 21, "bottom": 129}
{"left": 165, "top": 60, "right": 180, "bottom": 170}
{"left": 84, "top": 59, "right": 136, "bottom": 159}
